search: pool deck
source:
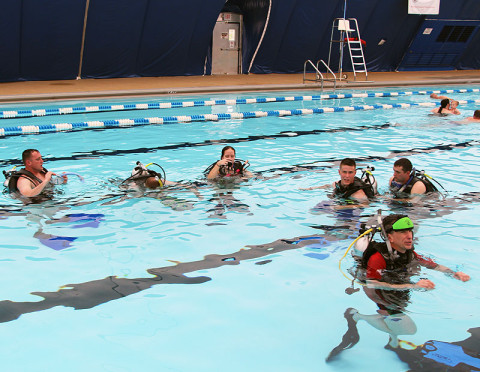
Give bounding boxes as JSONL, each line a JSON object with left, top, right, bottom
{"left": 1, "top": 70, "right": 480, "bottom": 103}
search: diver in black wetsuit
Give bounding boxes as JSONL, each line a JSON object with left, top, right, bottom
{"left": 327, "top": 214, "right": 470, "bottom": 362}
{"left": 6, "top": 149, "right": 67, "bottom": 199}
{"left": 332, "top": 158, "right": 375, "bottom": 201}
{"left": 389, "top": 158, "right": 437, "bottom": 196}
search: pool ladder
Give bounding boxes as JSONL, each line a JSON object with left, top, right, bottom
{"left": 303, "top": 59, "right": 337, "bottom": 90}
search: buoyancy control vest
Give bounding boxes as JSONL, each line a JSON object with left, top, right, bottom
{"left": 204, "top": 159, "right": 248, "bottom": 178}
{"left": 390, "top": 171, "right": 438, "bottom": 195}
{"left": 6, "top": 168, "right": 44, "bottom": 194}
{"left": 361, "top": 241, "right": 422, "bottom": 284}
{"left": 334, "top": 176, "right": 375, "bottom": 199}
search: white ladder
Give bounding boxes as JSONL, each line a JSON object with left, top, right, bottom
{"left": 328, "top": 18, "right": 368, "bottom": 81}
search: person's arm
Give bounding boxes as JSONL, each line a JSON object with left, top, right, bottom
{"left": 366, "top": 278, "right": 435, "bottom": 290}
{"left": 207, "top": 159, "right": 229, "bottom": 179}
{"left": 351, "top": 189, "right": 368, "bottom": 201}
{"left": 17, "top": 172, "right": 53, "bottom": 197}
{"left": 366, "top": 252, "right": 435, "bottom": 290}
{"left": 430, "top": 94, "right": 449, "bottom": 100}
{"left": 433, "top": 264, "right": 470, "bottom": 282}
{"left": 410, "top": 180, "right": 426, "bottom": 195}
{"left": 300, "top": 184, "right": 331, "bottom": 191}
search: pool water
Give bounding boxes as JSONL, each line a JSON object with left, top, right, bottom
{"left": 0, "top": 86, "right": 479, "bottom": 371}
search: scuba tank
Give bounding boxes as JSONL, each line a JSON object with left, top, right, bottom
{"left": 351, "top": 210, "right": 384, "bottom": 260}
{"left": 121, "top": 161, "right": 166, "bottom": 187}
{"left": 359, "top": 165, "right": 377, "bottom": 196}
{"left": 3, "top": 166, "right": 17, "bottom": 188}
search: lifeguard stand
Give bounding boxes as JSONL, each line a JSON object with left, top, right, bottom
{"left": 327, "top": 18, "right": 368, "bottom": 81}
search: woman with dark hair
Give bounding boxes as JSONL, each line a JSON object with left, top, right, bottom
{"left": 431, "top": 98, "right": 454, "bottom": 115}
{"left": 206, "top": 146, "right": 252, "bottom": 180}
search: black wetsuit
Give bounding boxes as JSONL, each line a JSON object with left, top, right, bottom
{"left": 334, "top": 177, "right": 375, "bottom": 199}
{"left": 7, "top": 168, "right": 44, "bottom": 194}
{"left": 362, "top": 242, "right": 436, "bottom": 313}
{"left": 390, "top": 175, "right": 437, "bottom": 195}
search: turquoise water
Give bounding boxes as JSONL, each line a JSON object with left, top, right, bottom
{"left": 0, "top": 86, "right": 479, "bottom": 371}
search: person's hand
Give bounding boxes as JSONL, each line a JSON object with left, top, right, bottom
{"left": 415, "top": 279, "right": 435, "bottom": 290}
{"left": 61, "top": 174, "right": 68, "bottom": 184}
{"left": 216, "top": 159, "right": 230, "bottom": 167}
{"left": 453, "top": 271, "right": 470, "bottom": 282}
{"left": 44, "top": 171, "right": 55, "bottom": 182}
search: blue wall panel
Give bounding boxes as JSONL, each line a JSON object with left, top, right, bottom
{"left": 136, "top": 0, "right": 225, "bottom": 76}
{"left": 21, "top": 0, "right": 86, "bottom": 80}
{"left": 81, "top": 0, "right": 150, "bottom": 78}
{"left": 0, "top": 1, "right": 22, "bottom": 82}
{"left": 1, "top": 0, "right": 480, "bottom": 82}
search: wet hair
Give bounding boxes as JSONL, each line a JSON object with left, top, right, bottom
{"left": 339, "top": 158, "right": 356, "bottom": 168}
{"left": 439, "top": 98, "right": 450, "bottom": 113}
{"left": 383, "top": 214, "right": 408, "bottom": 234}
{"left": 221, "top": 146, "right": 235, "bottom": 159}
{"left": 22, "top": 149, "right": 40, "bottom": 164}
{"left": 393, "top": 158, "right": 413, "bottom": 173}
{"left": 474, "top": 110, "right": 480, "bottom": 119}
{"left": 145, "top": 177, "right": 161, "bottom": 189}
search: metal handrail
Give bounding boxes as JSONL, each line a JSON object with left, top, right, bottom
{"left": 303, "top": 60, "right": 325, "bottom": 90}
{"left": 303, "top": 60, "right": 337, "bottom": 91}
{"left": 316, "top": 59, "right": 337, "bottom": 90}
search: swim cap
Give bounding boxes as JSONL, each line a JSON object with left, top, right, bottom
{"left": 392, "top": 216, "right": 414, "bottom": 231}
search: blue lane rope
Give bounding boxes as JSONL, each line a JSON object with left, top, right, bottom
{"left": 1, "top": 99, "right": 480, "bottom": 138}
{"left": 0, "top": 88, "right": 478, "bottom": 120}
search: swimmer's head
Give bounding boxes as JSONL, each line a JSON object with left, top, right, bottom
{"left": 440, "top": 99, "right": 450, "bottom": 109}
{"left": 145, "top": 176, "right": 162, "bottom": 189}
{"left": 474, "top": 110, "right": 480, "bottom": 119}
{"left": 221, "top": 146, "right": 236, "bottom": 162}
{"left": 450, "top": 100, "right": 459, "bottom": 109}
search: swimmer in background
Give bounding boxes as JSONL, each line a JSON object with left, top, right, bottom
{"left": 430, "top": 93, "right": 460, "bottom": 115}
{"left": 465, "top": 109, "right": 480, "bottom": 122}
{"left": 206, "top": 146, "right": 252, "bottom": 180}
{"left": 431, "top": 98, "right": 457, "bottom": 115}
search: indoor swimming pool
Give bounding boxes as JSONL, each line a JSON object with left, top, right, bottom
{"left": 0, "top": 86, "right": 479, "bottom": 371}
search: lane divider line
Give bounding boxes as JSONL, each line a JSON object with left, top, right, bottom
{"left": 0, "top": 88, "right": 478, "bottom": 120}
{"left": 1, "top": 99, "right": 480, "bottom": 137}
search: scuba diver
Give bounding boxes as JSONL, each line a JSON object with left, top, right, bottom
{"left": 205, "top": 146, "right": 252, "bottom": 180}
{"left": 332, "top": 158, "right": 376, "bottom": 201}
{"left": 4, "top": 149, "right": 67, "bottom": 199}
{"left": 389, "top": 158, "right": 440, "bottom": 196}
{"left": 203, "top": 146, "right": 252, "bottom": 220}
{"left": 118, "top": 161, "right": 203, "bottom": 212}
{"left": 327, "top": 213, "right": 470, "bottom": 361}
{"left": 120, "top": 161, "right": 171, "bottom": 190}
{"left": 302, "top": 158, "right": 376, "bottom": 202}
